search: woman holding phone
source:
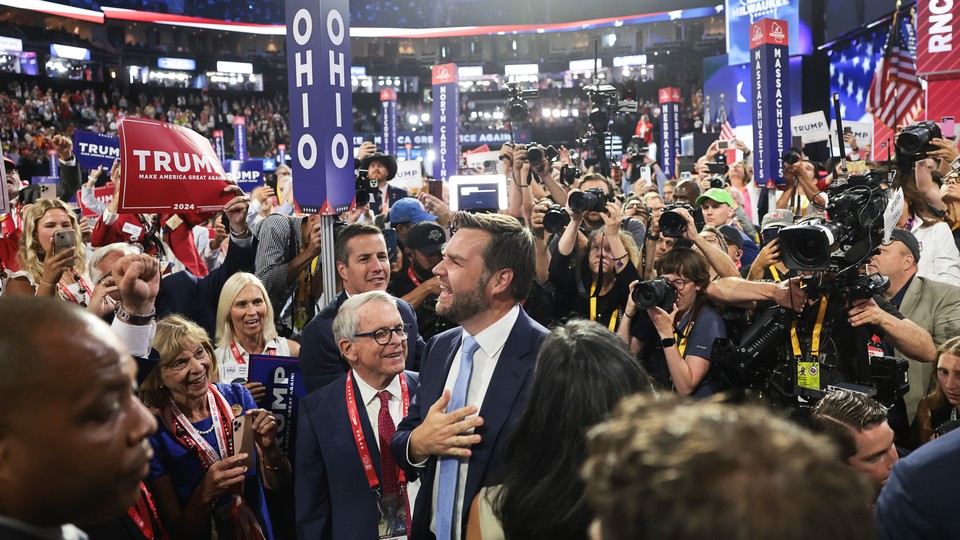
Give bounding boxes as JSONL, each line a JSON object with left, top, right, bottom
{"left": 3, "top": 199, "right": 114, "bottom": 314}
{"left": 143, "top": 315, "right": 289, "bottom": 540}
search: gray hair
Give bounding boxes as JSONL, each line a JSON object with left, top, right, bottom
{"left": 88, "top": 243, "right": 143, "bottom": 284}
{"left": 332, "top": 290, "right": 398, "bottom": 344}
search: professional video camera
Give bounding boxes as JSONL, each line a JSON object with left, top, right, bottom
{"left": 354, "top": 167, "right": 379, "bottom": 207}
{"left": 502, "top": 83, "right": 539, "bottom": 122}
{"left": 543, "top": 204, "right": 571, "bottom": 234}
{"left": 659, "top": 203, "right": 705, "bottom": 238}
{"left": 711, "top": 273, "right": 909, "bottom": 409}
{"left": 896, "top": 120, "right": 942, "bottom": 161}
{"left": 779, "top": 171, "right": 890, "bottom": 271}
{"left": 569, "top": 187, "right": 610, "bottom": 213}
{"left": 631, "top": 277, "right": 676, "bottom": 312}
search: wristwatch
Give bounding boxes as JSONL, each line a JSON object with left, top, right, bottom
{"left": 115, "top": 305, "right": 156, "bottom": 326}
{"left": 951, "top": 156, "right": 960, "bottom": 173}
{"left": 660, "top": 337, "right": 677, "bottom": 348}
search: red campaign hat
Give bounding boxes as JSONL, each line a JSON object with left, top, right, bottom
{"left": 2, "top": 156, "right": 15, "bottom": 169}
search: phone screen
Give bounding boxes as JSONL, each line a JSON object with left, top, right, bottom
{"left": 942, "top": 116, "right": 956, "bottom": 139}
{"left": 383, "top": 227, "right": 398, "bottom": 263}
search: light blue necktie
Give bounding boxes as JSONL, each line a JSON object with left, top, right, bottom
{"left": 435, "top": 335, "right": 480, "bottom": 540}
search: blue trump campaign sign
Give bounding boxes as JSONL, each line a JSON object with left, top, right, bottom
{"left": 284, "top": 0, "right": 355, "bottom": 214}
{"left": 249, "top": 355, "right": 307, "bottom": 462}
{"left": 224, "top": 159, "right": 265, "bottom": 190}
{"left": 74, "top": 130, "right": 120, "bottom": 171}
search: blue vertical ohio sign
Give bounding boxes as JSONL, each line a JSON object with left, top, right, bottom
{"left": 750, "top": 18, "right": 791, "bottom": 189}
{"left": 432, "top": 63, "right": 459, "bottom": 182}
{"left": 657, "top": 87, "right": 681, "bottom": 179}
{"left": 285, "top": 0, "right": 355, "bottom": 214}
{"left": 380, "top": 88, "right": 398, "bottom": 157}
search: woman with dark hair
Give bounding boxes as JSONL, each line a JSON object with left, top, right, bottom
{"left": 618, "top": 248, "right": 726, "bottom": 397}
{"left": 465, "top": 319, "right": 653, "bottom": 540}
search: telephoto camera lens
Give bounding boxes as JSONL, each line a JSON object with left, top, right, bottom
{"left": 542, "top": 204, "right": 572, "bottom": 234}
{"left": 782, "top": 148, "right": 802, "bottom": 166}
{"left": 710, "top": 176, "right": 726, "bottom": 189}
{"left": 659, "top": 203, "right": 698, "bottom": 238}
{"left": 631, "top": 277, "right": 677, "bottom": 312}
{"left": 527, "top": 145, "right": 544, "bottom": 163}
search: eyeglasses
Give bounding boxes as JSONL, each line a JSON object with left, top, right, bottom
{"left": 943, "top": 174, "right": 960, "bottom": 185}
{"left": 355, "top": 323, "right": 411, "bottom": 345}
{"left": 667, "top": 277, "right": 692, "bottom": 289}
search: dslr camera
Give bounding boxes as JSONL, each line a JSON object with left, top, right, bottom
{"left": 526, "top": 143, "right": 559, "bottom": 164}
{"left": 708, "top": 175, "right": 726, "bottom": 189}
{"left": 782, "top": 147, "right": 802, "bottom": 166}
{"left": 896, "top": 121, "right": 942, "bottom": 160}
{"left": 625, "top": 136, "right": 649, "bottom": 165}
{"left": 559, "top": 163, "right": 581, "bottom": 185}
{"left": 631, "top": 277, "right": 677, "bottom": 312}
{"left": 569, "top": 187, "right": 610, "bottom": 213}
{"left": 542, "top": 204, "right": 572, "bottom": 234}
{"left": 659, "top": 203, "right": 705, "bottom": 238}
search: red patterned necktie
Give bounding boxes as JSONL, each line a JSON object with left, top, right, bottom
{"left": 377, "top": 390, "right": 400, "bottom": 495}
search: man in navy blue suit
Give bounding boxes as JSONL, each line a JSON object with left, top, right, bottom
{"left": 875, "top": 425, "right": 960, "bottom": 539}
{"left": 300, "top": 223, "right": 424, "bottom": 393}
{"left": 296, "top": 291, "right": 420, "bottom": 540}
{"left": 392, "top": 212, "right": 547, "bottom": 540}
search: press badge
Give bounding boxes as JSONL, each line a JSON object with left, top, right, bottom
{"left": 376, "top": 493, "right": 408, "bottom": 540}
{"left": 797, "top": 361, "right": 821, "bottom": 390}
{"left": 221, "top": 362, "right": 249, "bottom": 384}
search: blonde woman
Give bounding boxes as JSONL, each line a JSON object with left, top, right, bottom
{"left": 143, "top": 314, "right": 286, "bottom": 540}
{"left": 214, "top": 273, "right": 299, "bottom": 402}
{"left": 4, "top": 199, "right": 115, "bottom": 316}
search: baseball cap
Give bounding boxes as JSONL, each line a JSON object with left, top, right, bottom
{"left": 889, "top": 229, "right": 921, "bottom": 263}
{"left": 695, "top": 187, "right": 734, "bottom": 207}
{"left": 389, "top": 198, "right": 437, "bottom": 225}
{"left": 718, "top": 225, "right": 744, "bottom": 250}
{"left": 761, "top": 209, "right": 795, "bottom": 230}
{"left": 405, "top": 221, "right": 446, "bottom": 254}
{"left": 3, "top": 157, "right": 16, "bottom": 172}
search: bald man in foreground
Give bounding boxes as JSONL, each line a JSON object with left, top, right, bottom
{"left": 0, "top": 297, "right": 157, "bottom": 539}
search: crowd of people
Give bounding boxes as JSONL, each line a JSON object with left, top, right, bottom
{"left": 4, "top": 84, "right": 960, "bottom": 540}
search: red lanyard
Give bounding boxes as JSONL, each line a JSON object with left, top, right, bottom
{"left": 407, "top": 267, "right": 421, "bottom": 287}
{"left": 57, "top": 273, "right": 91, "bottom": 306}
{"left": 163, "top": 385, "right": 235, "bottom": 468}
{"left": 345, "top": 371, "right": 409, "bottom": 492}
{"left": 230, "top": 341, "right": 276, "bottom": 365}
{"left": 126, "top": 482, "right": 168, "bottom": 540}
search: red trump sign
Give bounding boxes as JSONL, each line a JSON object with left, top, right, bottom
{"left": 117, "top": 117, "right": 233, "bottom": 214}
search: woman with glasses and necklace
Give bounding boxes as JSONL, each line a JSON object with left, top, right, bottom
{"left": 142, "top": 315, "right": 289, "bottom": 540}
{"left": 618, "top": 248, "right": 726, "bottom": 397}
{"left": 214, "top": 273, "right": 300, "bottom": 403}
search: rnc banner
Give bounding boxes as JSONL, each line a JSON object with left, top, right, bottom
{"left": 249, "top": 355, "right": 307, "bottom": 462}
{"left": 432, "top": 63, "right": 460, "bottom": 182}
{"left": 658, "top": 87, "right": 681, "bottom": 179}
{"left": 284, "top": 0, "right": 355, "bottom": 214}
{"left": 750, "top": 18, "right": 792, "bottom": 189}
{"left": 233, "top": 116, "right": 247, "bottom": 161}
{"left": 380, "top": 88, "right": 398, "bottom": 157}
{"left": 212, "top": 130, "right": 225, "bottom": 163}
{"left": 117, "top": 117, "right": 233, "bottom": 214}
{"left": 74, "top": 130, "right": 120, "bottom": 171}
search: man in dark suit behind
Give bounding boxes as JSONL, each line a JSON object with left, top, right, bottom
{"left": 392, "top": 212, "right": 548, "bottom": 540}
{"left": 300, "top": 223, "right": 424, "bottom": 393}
{"left": 296, "top": 291, "right": 421, "bottom": 540}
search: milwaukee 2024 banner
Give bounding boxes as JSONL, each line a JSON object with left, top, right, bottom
{"left": 117, "top": 117, "right": 233, "bottom": 214}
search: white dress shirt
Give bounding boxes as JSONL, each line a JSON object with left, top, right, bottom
{"left": 354, "top": 370, "right": 420, "bottom": 516}
{"left": 427, "top": 304, "right": 521, "bottom": 539}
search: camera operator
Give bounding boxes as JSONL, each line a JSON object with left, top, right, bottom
{"left": 746, "top": 210, "right": 797, "bottom": 282}
{"left": 547, "top": 189, "right": 639, "bottom": 330}
{"left": 619, "top": 248, "right": 725, "bottom": 397}
{"left": 361, "top": 151, "right": 406, "bottom": 216}
{"left": 673, "top": 208, "right": 740, "bottom": 279}
{"left": 778, "top": 158, "right": 827, "bottom": 216}
{"left": 867, "top": 229, "right": 959, "bottom": 428}
{"left": 506, "top": 143, "right": 564, "bottom": 210}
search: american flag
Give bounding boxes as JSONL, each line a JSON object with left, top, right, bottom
{"left": 829, "top": 28, "right": 886, "bottom": 121}
{"left": 720, "top": 121, "right": 737, "bottom": 162}
{"left": 868, "top": 11, "right": 923, "bottom": 129}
